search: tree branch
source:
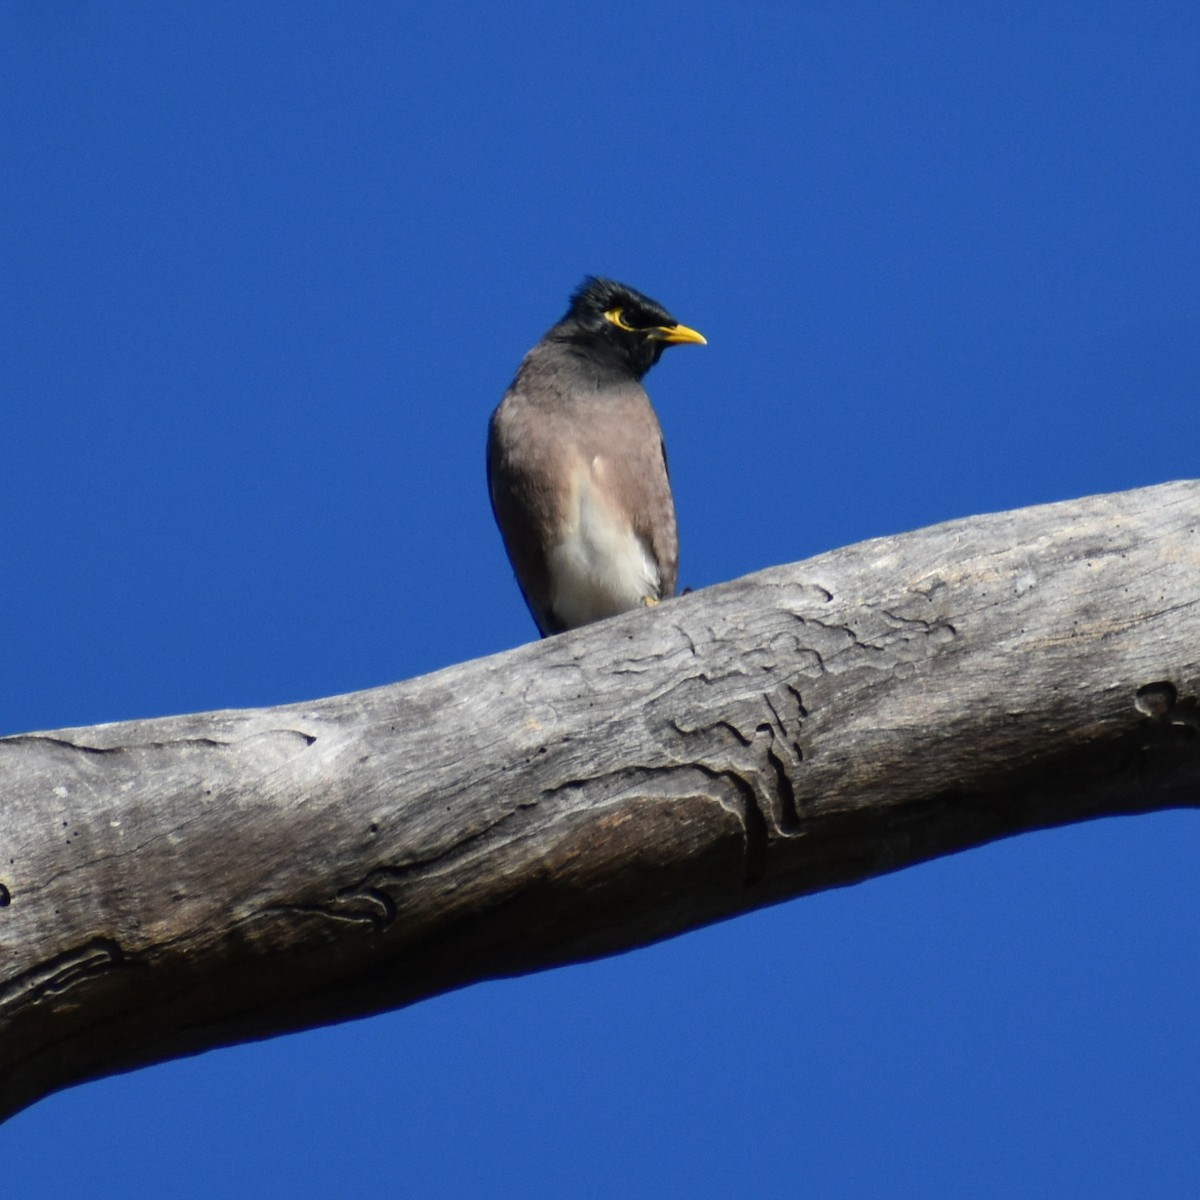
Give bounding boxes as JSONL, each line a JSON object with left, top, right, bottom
{"left": 3, "top": 481, "right": 1198, "bottom": 1120}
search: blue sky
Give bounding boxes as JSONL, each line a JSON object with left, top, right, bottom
{"left": 3, "top": 3, "right": 1198, "bottom": 1195}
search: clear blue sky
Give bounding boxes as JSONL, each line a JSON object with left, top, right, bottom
{"left": 3, "top": 3, "right": 1199, "bottom": 1196}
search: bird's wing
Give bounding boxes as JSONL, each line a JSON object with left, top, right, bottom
{"left": 487, "top": 391, "right": 567, "bottom": 636}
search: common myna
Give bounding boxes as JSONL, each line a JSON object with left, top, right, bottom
{"left": 487, "top": 277, "right": 706, "bottom": 637}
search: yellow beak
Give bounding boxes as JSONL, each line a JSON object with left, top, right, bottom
{"left": 649, "top": 322, "right": 707, "bottom": 346}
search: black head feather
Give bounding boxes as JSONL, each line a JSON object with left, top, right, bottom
{"left": 550, "top": 276, "right": 685, "bottom": 379}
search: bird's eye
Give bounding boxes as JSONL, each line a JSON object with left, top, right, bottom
{"left": 604, "top": 307, "right": 639, "bottom": 333}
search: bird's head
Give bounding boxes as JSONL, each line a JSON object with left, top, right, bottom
{"left": 553, "top": 276, "right": 706, "bottom": 379}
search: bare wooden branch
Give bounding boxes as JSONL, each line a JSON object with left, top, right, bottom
{"left": 2, "top": 481, "right": 1198, "bottom": 1120}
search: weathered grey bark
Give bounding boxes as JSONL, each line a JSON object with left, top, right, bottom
{"left": 2, "top": 481, "right": 1198, "bottom": 1121}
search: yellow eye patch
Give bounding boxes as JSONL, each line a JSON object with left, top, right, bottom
{"left": 603, "top": 307, "right": 639, "bottom": 333}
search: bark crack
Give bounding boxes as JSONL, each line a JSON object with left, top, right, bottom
{"left": 0, "top": 937, "right": 128, "bottom": 1008}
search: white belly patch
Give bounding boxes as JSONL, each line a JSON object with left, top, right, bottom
{"left": 546, "top": 466, "right": 659, "bottom": 629}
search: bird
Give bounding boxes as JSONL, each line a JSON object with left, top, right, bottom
{"left": 487, "top": 276, "right": 706, "bottom": 637}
